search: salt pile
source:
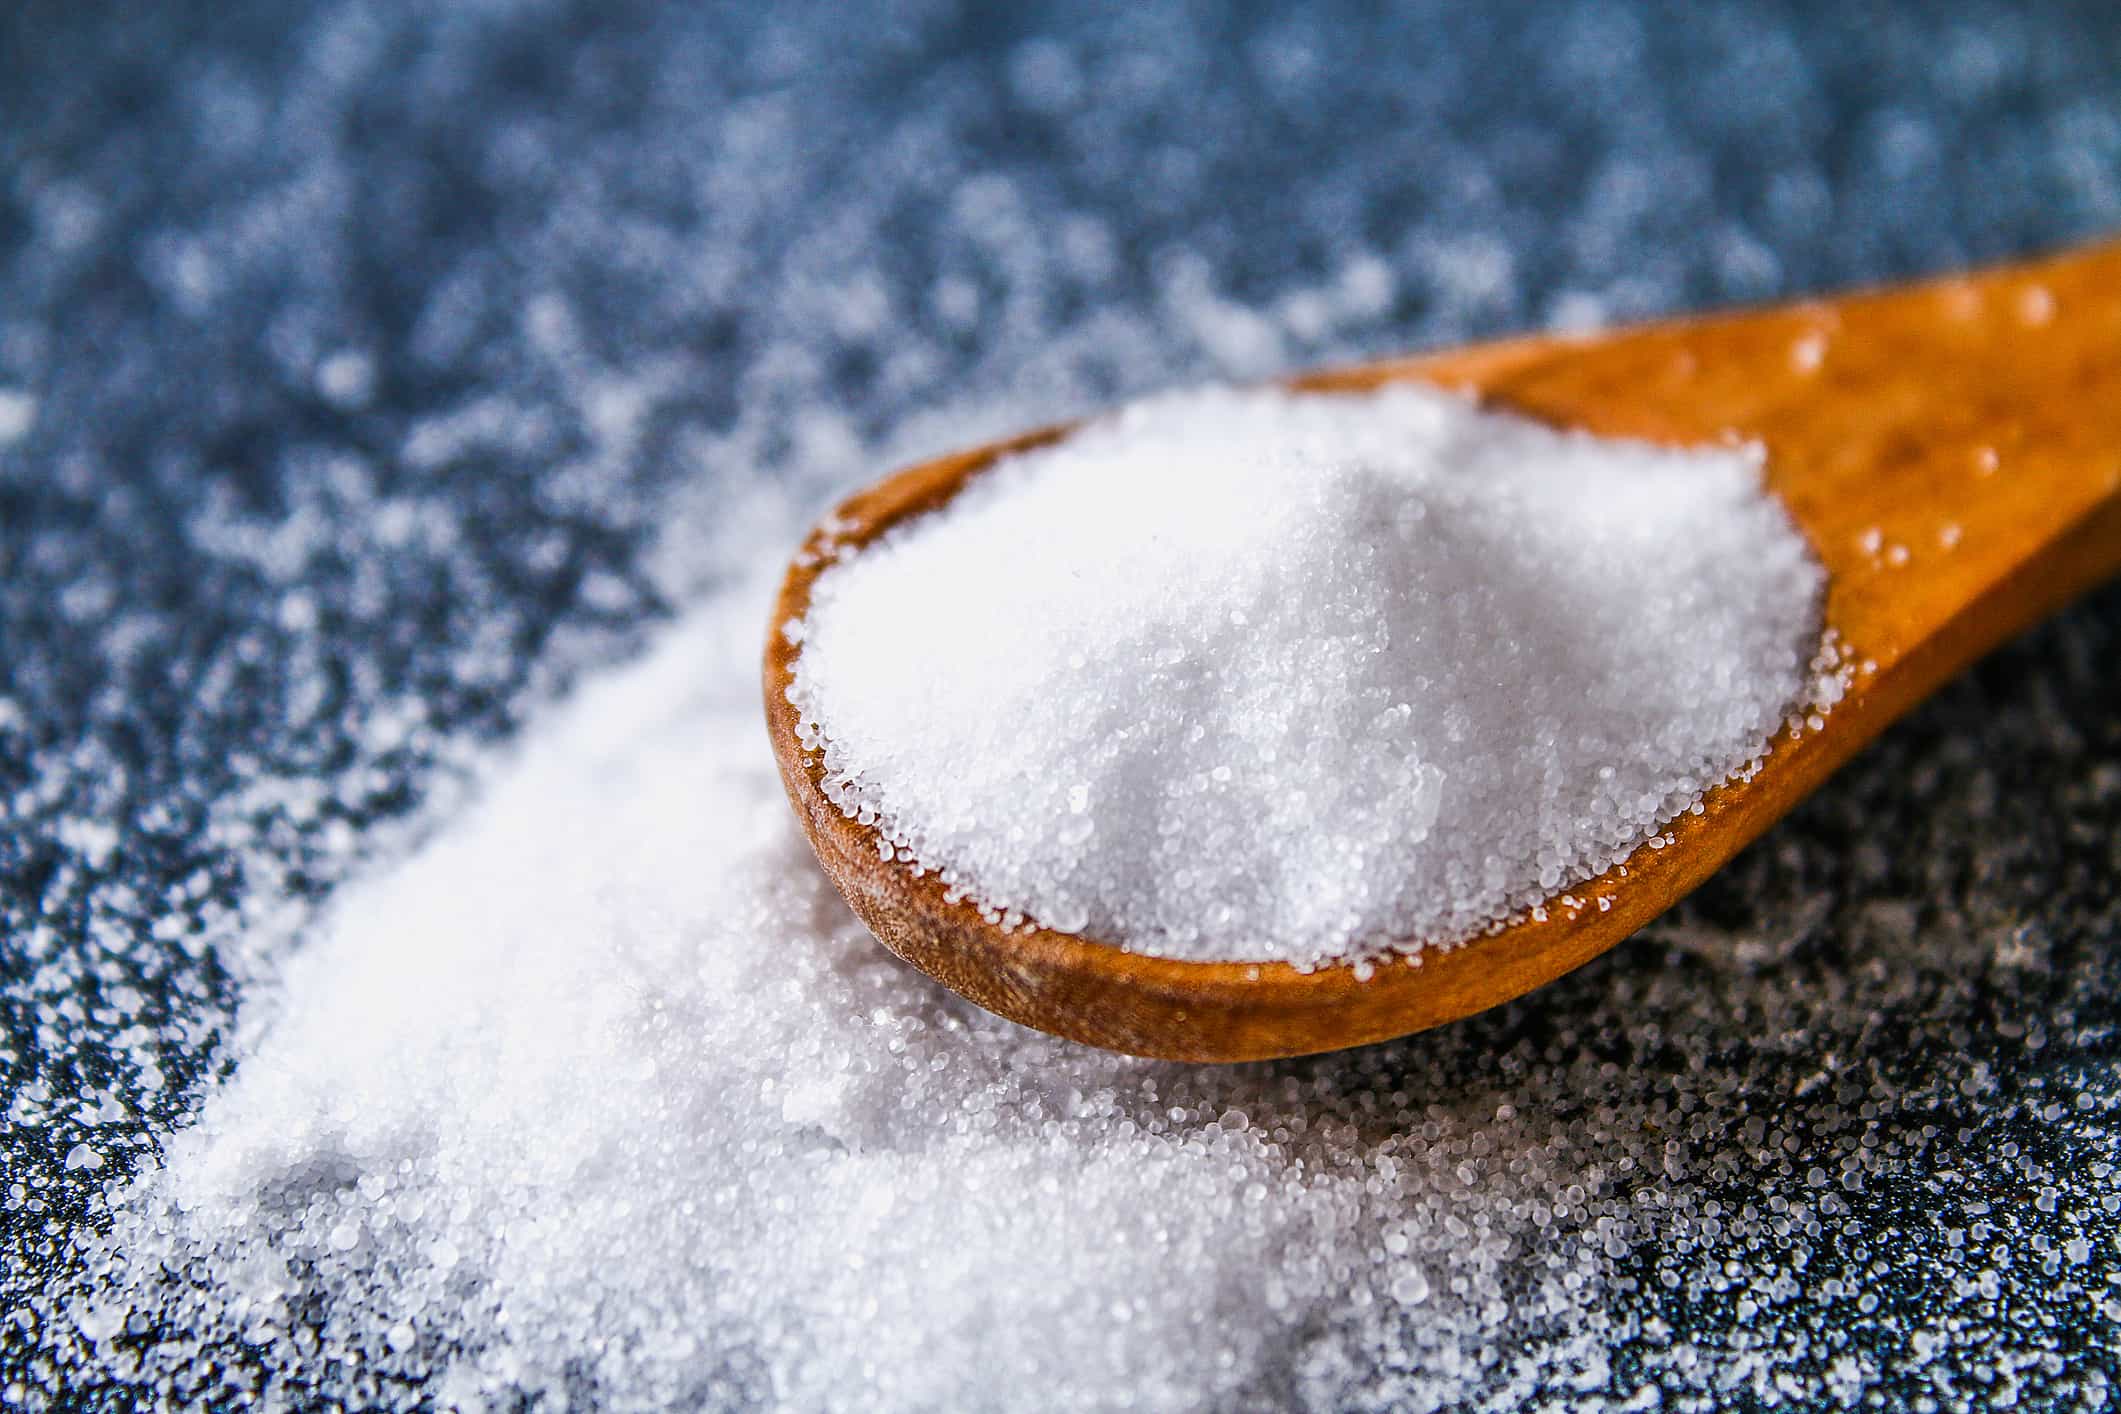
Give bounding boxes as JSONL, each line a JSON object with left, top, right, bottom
{"left": 40, "top": 567, "right": 1632, "bottom": 1411}
{"left": 29, "top": 510, "right": 2121, "bottom": 1412}
{"left": 789, "top": 386, "right": 1825, "bottom": 965}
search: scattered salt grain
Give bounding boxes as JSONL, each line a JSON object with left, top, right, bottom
{"left": 0, "top": 387, "right": 37, "bottom": 446}
{"left": 790, "top": 386, "right": 1824, "bottom": 965}
{"left": 315, "top": 349, "right": 376, "bottom": 409}
{"left": 37, "top": 576, "right": 1682, "bottom": 1411}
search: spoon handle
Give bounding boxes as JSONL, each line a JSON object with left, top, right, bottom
{"left": 1310, "top": 241, "right": 2121, "bottom": 782}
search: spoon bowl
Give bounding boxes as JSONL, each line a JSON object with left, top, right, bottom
{"left": 765, "top": 241, "right": 2121, "bottom": 1061}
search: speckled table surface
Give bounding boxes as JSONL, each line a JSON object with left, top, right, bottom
{"left": 3, "top": 2, "right": 2118, "bottom": 1409}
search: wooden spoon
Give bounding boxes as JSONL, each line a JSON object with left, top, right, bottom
{"left": 763, "top": 240, "right": 2121, "bottom": 1062}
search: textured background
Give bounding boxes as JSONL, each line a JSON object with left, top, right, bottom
{"left": 4, "top": 0, "right": 2119, "bottom": 1407}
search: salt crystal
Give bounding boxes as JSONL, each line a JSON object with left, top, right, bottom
{"left": 316, "top": 350, "right": 376, "bottom": 409}
{"left": 0, "top": 388, "right": 37, "bottom": 446}
{"left": 1390, "top": 1268, "right": 1431, "bottom": 1305}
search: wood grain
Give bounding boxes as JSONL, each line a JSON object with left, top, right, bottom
{"left": 763, "top": 240, "right": 2121, "bottom": 1062}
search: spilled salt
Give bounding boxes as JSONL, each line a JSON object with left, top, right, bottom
{"left": 33, "top": 492, "right": 2108, "bottom": 1414}
{"left": 789, "top": 385, "right": 1825, "bottom": 966}
{"left": 38, "top": 570, "right": 1648, "bottom": 1411}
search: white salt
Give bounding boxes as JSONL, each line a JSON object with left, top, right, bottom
{"left": 316, "top": 349, "right": 376, "bottom": 408}
{"left": 33, "top": 534, "right": 2113, "bottom": 1412}
{"left": 12, "top": 11, "right": 2116, "bottom": 1407}
{"left": 789, "top": 386, "right": 1824, "bottom": 966}
{"left": 41, "top": 575, "right": 1633, "bottom": 1411}
{"left": 0, "top": 387, "right": 37, "bottom": 445}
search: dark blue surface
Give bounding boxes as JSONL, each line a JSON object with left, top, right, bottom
{"left": 4, "top": 1, "right": 2119, "bottom": 1406}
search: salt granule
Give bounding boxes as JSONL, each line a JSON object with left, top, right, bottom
{"left": 790, "top": 386, "right": 1824, "bottom": 965}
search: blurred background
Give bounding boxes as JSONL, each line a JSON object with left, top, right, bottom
{"left": 4, "top": 1, "right": 2119, "bottom": 1407}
